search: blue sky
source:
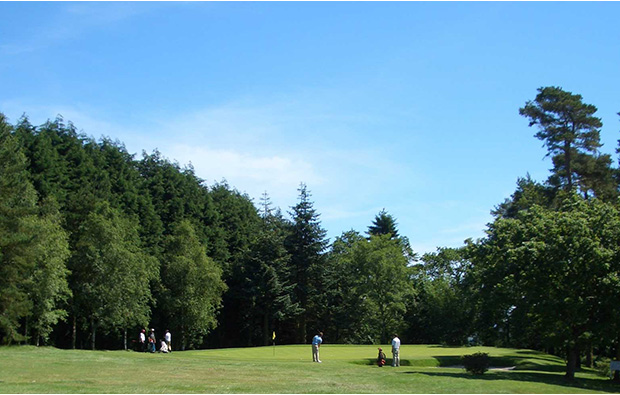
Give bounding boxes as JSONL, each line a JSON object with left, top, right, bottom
{"left": 2, "top": 2, "right": 620, "bottom": 255}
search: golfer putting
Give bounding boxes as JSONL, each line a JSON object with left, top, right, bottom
{"left": 312, "top": 331, "right": 323, "bottom": 362}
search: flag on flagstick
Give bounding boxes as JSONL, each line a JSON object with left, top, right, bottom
{"left": 272, "top": 331, "right": 276, "bottom": 356}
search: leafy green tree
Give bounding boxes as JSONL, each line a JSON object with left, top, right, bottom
{"left": 470, "top": 194, "right": 620, "bottom": 380}
{"left": 161, "top": 220, "right": 227, "bottom": 350}
{"left": 407, "top": 247, "right": 471, "bottom": 345}
{"left": 0, "top": 115, "right": 74, "bottom": 346}
{"left": 327, "top": 231, "right": 414, "bottom": 344}
{"left": 0, "top": 114, "right": 39, "bottom": 343}
{"left": 26, "top": 197, "right": 71, "bottom": 346}
{"left": 71, "top": 202, "right": 155, "bottom": 350}
{"left": 285, "top": 184, "right": 329, "bottom": 343}
{"left": 15, "top": 119, "right": 163, "bottom": 349}
{"left": 353, "top": 234, "right": 414, "bottom": 344}
{"left": 322, "top": 231, "right": 377, "bottom": 344}
{"left": 519, "top": 86, "right": 604, "bottom": 192}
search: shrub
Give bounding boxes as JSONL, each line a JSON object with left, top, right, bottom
{"left": 594, "top": 357, "right": 611, "bottom": 378}
{"left": 462, "top": 352, "right": 489, "bottom": 375}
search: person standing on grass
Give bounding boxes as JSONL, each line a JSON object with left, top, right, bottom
{"left": 149, "top": 328, "right": 156, "bottom": 353}
{"left": 139, "top": 329, "right": 146, "bottom": 352}
{"left": 391, "top": 334, "right": 401, "bottom": 367}
{"left": 312, "top": 331, "right": 323, "bottom": 363}
{"left": 165, "top": 330, "right": 172, "bottom": 352}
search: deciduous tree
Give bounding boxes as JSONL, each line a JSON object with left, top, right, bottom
{"left": 71, "top": 202, "right": 155, "bottom": 350}
{"left": 161, "top": 220, "right": 227, "bottom": 350}
{"left": 470, "top": 194, "right": 620, "bottom": 380}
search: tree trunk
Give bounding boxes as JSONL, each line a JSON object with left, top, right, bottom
{"left": 123, "top": 328, "right": 127, "bottom": 351}
{"left": 298, "top": 312, "right": 307, "bottom": 344}
{"left": 505, "top": 317, "right": 510, "bottom": 346}
{"left": 72, "top": 315, "right": 77, "bottom": 349}
{"left": 565, "top": 139, "right": 572, "bottom": 190}
{"left": 90, "top": 318, "right": 97, "bottom": 351}
{"left": 263, "top": 312, "right": 270, "bottom": 347}
{"left": 614, "top": 337, "right": 620, "bottom": 382}
{"left": 24, "top": 318, "right": 29, "bottom": 345}
{"left": 565, "top": 345, "right": 577, "bottom": 380}
{"left": 298, "top": 281, "right": 308, "bottom": 344}
{"left": 585, "top": 343, "right": 593, "bottom": 368}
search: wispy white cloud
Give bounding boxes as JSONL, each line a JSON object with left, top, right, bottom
{"left": 166, "top": 143, "right": 324, "bottom": 205}
{"left": 151, "top": 100, "right": 288, "bottom": 151}
{"left": 140, "top": 95, "right": 408, "bottom": 202}
{"left": 1, "top": 3, "right": 166, "bottom": 56}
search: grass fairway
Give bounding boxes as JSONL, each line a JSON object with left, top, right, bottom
{"left": 1, "top": 344, "right": 619, "bottom": 393}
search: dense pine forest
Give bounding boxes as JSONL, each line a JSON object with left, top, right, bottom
{"left": 3, "top": 86, "right": 620, "bottom": 379}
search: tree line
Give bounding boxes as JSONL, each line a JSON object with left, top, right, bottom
{"left": 2, "top": 86, "right": 620, "bottom": 379}
{"left": 0, "top": 112, "right": 414, "bottom": 351}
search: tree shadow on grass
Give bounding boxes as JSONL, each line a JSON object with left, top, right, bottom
{"left": 427, "top": 345, "right": 467, "bottom": 349}
{"left": 432, "top": 355, "right": 567, "bottom": 373}
{"left": 356, "top": 358, "right": 412, "bottom": 366}
{"left": 407, "top": 370, "right": 620, "bottom": 393}
{"left": 514, "top": 350, "right": 565, "bottom": 362}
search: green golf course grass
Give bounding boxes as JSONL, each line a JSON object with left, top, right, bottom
{"left": 0, "top": 344, "right": 618, "bottom": 393}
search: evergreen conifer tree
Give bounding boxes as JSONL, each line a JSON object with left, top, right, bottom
{"left": 286, "top": 184, "right": 328, "bottom": 343}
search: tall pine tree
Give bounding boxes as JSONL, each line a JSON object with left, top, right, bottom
{"left": 286, "top": 184, "right": 329, "bottom": 343}
{"left": 519, "top": 86, "right": 605, "bottom": 193}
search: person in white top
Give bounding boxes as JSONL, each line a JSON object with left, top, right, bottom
{"left": 165, "top": 330, "right": 172, "bottom": 352}
{"left": 391, "top": 334, "right": 401, "bottom": 367}
{"left": 160, "top": 339, "right": 169, "bottom": 353}
{"left": 139, "top": 329, "right": 146, "bottom": 352}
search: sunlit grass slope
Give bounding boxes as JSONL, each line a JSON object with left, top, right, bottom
{"left": 0, "top": 344, "right": 618, "bottom": 393}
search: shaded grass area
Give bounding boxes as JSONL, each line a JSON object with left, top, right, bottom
{"left": 354, "top": 345, "right": 565, "bottom": 371}
{"left": 0, "top": 345, "right": 619, "bottom": 393}
{"left": 410, "top": 370, "right": 616, "bottom": 394}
